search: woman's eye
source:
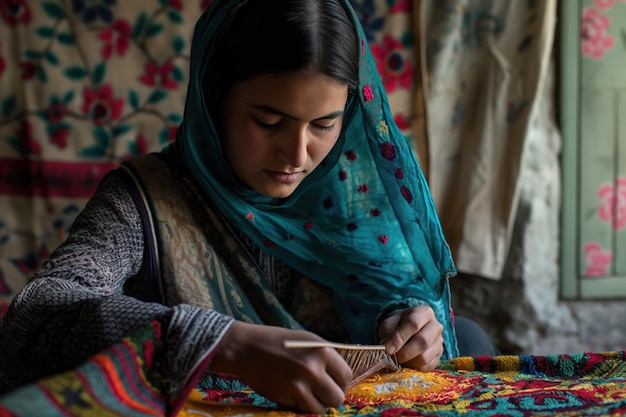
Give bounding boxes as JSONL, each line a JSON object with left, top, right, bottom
{"left": 255, "top": 118, "right": 282, "bottom": 130}
{"left": 312, "top": 123, "right": 335, "bottom": 132}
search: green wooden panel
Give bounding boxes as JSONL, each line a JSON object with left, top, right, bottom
{"left": 560, "top": 0, "right": 582, "bottom": 298}
{"left": 581, "top": 276, "right": 626, "bottom": 298}
{"left": 561, "top": 0, "right": 626, "bottom": 298}
{"left": 616, "top": 92, "right": 626, "bottom": 275}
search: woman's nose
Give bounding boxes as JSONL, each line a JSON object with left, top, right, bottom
{"left": 278, "top": 128, "right": 308, "bottom": 167}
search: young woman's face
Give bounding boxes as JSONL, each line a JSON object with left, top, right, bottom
{"left": 222, "top": 71, "right": 349, "bottom": 198}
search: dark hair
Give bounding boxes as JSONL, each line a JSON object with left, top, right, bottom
{"left": 204, "top": 0, "right": 359, "bottom": 123}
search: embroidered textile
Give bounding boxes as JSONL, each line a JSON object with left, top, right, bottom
{"left": 3, "top": 321, "right": 626, "bottom": 417}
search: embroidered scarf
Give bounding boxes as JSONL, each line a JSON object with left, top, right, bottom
{"left": 168, "top": 0, "right": 458, "bottom": 356}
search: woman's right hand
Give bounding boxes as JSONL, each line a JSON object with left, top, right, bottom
{"left": 209, "top": 321, "right": 353, "bottom": 414}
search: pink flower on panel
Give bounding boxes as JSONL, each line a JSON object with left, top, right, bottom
{"left": 583, "top": 242, "right": 612, "bottom": 276}
{"left": 597, "top": 177, "right": 626, "bottom": 230}
{"left": 581, "top": 7, "right": 614, "bottom": 59}
{"left": 594, "top": 0, "right": 626, "bottom": 10}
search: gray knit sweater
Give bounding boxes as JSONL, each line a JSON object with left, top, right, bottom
{"left": 0, "top": 170, "right": 235, "bottom": 397}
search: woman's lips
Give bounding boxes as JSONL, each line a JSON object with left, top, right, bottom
{"left": 265, "top": 170, "right": 304, "bottom": 183}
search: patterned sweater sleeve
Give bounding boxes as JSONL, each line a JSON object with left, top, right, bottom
{"left": 0, "top": 169, "right": 234, "bottom": 397}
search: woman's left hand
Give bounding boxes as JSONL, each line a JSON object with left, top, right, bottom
{"left": 378, "top": 305, "right": 444, "bottom": 371}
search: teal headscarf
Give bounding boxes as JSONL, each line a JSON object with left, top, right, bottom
{"left": 170, "top": 0, "right": 459, "bottom": 357}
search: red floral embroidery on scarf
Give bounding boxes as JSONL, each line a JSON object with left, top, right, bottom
{"left": 401, "top": 186, "right": 413, "bottom": 203}
{"left": 371, "top": 208, "right": 381, "bottom": 217}
{"left": 245, "top": 212, "right": 255, "bottom": 221}
{"left": 288, "top": 234, "right": 295, "bottom": 240}
{"left": 347, "top": 223, "right": 358, "bottom": 232}
{"left": 380, "top": 142, "right": 396, "bottom": 160}
{"left": 304, "top": 221, "right": 313, "bottom": 230}
{"left": 395, "top": 168, "right": 404, "bottom": 179}
{"left": 358, "top": 184, "right": 369, "bottom": 193}
{"left": 345, "top": 150, "right": 358, "bottom": 161}
{"left": 264, "top": 239, "right": 276, "bottom": 248}
{"left": 363, "top": 85, "right": 374, "bottom": 102}
{"left": 339, "top": 170, "right": 347, "bottom": 181}
{"left": 378, "top": 236, "right": 389, "bottom": 244}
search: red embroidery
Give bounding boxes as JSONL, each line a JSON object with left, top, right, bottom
{"left": 378, "top": 235, "right": 389, "bottom": 244}
{"left": 358, "top": 184, "right": 369, "bottom": 193}
{"left": 395, "top": 168, "right": 404, "bottom": 179}
{"left": 345, "top": 150, "right": 358, "bottom": 161}
{"left": 363, "top": 85, "right": 374, "bottom": 102}
{"left": 245, "top": 212, "right": 255, "bottom": 221}
{"left": 371, "top": 208, "right": 381, "bottom": 217}
{"left": 304, "top": 221, "right": 313, "bottom": 230}
{"left": 401, "top": 186, "right": 413, "bottom": 203}
{"left": 339, "top": 170, "right": 347, "bottom": 181}
{"left": 380, "top": 142, "right": 396, "bottom": 160}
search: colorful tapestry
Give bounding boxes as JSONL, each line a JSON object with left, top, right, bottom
{"left": 2, "top": 320, "right": 626, "bottom": 417}
{"left": 0, "top": 0, "right": 416, "bottom": 317}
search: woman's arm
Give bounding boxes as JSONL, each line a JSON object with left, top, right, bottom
{"left": 0, "top": 170, "right": 234, "bottom": 396}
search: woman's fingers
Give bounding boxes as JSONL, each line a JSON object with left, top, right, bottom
{"left": 378, "top": 305, "right": 444, "bottom": 368}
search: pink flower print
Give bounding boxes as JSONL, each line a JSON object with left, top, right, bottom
{"left": 140, "top": 62, "right": 179, "bottom": 90}
{"left": 81, "top": 85, "right": 124, "bottom": 126}
{"left": 245, "top": 212, "right": 255, "bottom": 221}
{"left": 0, "top": 0, "right": 31, "bottom": 26}
{"left": 100, "top": 19, "right": 132, "bottom": 60}
{"left": 594, "top": 0, "right": 626, "bottom": 9}
{"left": 370, "top": 35, "right": 413, "bottom": 93}
{"left": 378, "top": 235, "right": 389, "bottom": 245}
{"left": 21, "top": 61, "right": 36, "bottom": 80}
{"left": 50, "top": 126, "right": 70, "bottom": 149}
{"left": 595, "top": 0, "right": 613, "bottom": 8}
{"left": 394, "top": 114, "right": 411, "bottom": 131}
{"left": 358, "top": 184, "right": 369, "bottom": 193}
{"left": 583, "top": 242, "right": 612, "bottom": 276}
{"left": 597, "top": 177, "right": 626, "bottom": 230}
{"left": 581, "top": 7, "right": 614, "bottom": 59}
{"left": 389, "top": 0, "right": 410, "bottom": 13}
{"left": 168, "top": 0, "right": 183, "bottom": 10}
{"left": 47, "top": 102, "right": 68, "bottom": 123}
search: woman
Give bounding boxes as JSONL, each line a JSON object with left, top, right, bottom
{"left": 0, "top": 0, "right": 496, "bottom": 414}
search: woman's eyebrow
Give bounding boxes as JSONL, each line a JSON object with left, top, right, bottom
{"left": 248, "top": 104, "right": 344, "bottom": 121}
